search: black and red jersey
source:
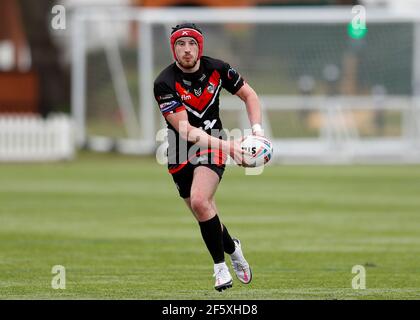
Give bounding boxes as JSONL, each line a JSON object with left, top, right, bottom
{"left": 153, "top": 56, "right": 245, "bottom": 173}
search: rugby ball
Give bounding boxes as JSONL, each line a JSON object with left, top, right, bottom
{"left": 240, "top": 135, "right": 274, "bottom": 168}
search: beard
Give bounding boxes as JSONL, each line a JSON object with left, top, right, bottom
{"left": 178, "top": 56, "right": 198, "bottom": 69}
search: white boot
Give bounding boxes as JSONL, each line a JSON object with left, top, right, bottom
{"left": 213, "top": 262, "right": 233, "bottom": 292}
{"left": 229, "top": 239, "right": 252, "bottom": 284}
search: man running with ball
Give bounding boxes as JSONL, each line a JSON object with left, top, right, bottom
{"left": 153, "top": 22, "right": 264, "bottom": 291}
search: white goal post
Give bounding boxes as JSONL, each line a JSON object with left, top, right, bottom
{"left": 71, "top": 6, "right": 420, "bottom": 163}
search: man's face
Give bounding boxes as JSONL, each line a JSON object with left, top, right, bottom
{"left": 174, "top": 37, "right": 199, "bottom": 69}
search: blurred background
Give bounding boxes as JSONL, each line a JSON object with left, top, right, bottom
{"left": 2, "top": 0, "right": 420, "bottom": 300}
{"left": 0, "top": 0, "right": 420, "bottom": 163}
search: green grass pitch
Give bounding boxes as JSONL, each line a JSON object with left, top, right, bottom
{"left": 1, "top": 152, "right": 420, "bottom": 299}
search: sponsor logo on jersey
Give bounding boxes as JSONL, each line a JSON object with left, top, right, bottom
{"left": 158, "top": 93, "right": 174, "bottom": 101}
{"left": 194, "top": 87, "right": 202, "bottom": 97}
{"left": 202, "top": 119, "right": 217, "bottom": 130}
{"left": 199, "top": 74, "right": 206, "bottom": 82}
{"left": 227, "top": 67, "right": 237, "bottom": 80}
{"left": 181, "top": 94, "right": 192, "bottom": 101}
{"left": 159, "top": 100, "right": 179, "bottom": 113}
{"left": 207, "top": 83, "right": 215, "bottom": 94}
{"left": 183, "top": 79, "right": 192, "bottom": 86}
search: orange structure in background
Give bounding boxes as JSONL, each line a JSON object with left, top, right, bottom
{"left": 0, "top": 0, "right": 39, "bottom": 114}
{"left": 0, "top": 72, "right": 39, "bottom": 114}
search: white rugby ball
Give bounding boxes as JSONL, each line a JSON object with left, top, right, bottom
{"left": 240, "top": 135, "right": 274, "bottom": 168}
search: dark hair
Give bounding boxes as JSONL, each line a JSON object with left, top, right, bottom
{"left": 171, "top": 22, "right": 202, "bottom": 35}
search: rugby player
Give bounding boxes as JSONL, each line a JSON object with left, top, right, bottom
{"left": 153, "top": 23, "right": 264, "bottom": 291}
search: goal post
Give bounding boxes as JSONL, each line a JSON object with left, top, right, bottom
{"left": 71, "top": 6, "right": 420, "bottom": 163}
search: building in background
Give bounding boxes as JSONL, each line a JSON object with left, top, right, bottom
{"left": 0, "top": 0, "right": 38, "bottom": 114}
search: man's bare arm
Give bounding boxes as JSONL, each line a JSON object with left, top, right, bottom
{"left": 235, "top": 83, "right": 264, "bottom": 136}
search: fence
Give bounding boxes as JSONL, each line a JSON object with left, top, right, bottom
{"left": 0, "top": 114, "right": 74, "bottom": 162}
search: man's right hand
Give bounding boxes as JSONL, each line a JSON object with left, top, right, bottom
{"left": 225, "top": 138, "right": 251, "bottom": 166}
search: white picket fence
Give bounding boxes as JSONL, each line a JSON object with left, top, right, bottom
{"left": 0, "top": 114, "right": 75, "bottom": 161}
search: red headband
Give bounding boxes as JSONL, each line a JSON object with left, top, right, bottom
{"left": 170, "top": 28, "right": 204, "bottom": 61}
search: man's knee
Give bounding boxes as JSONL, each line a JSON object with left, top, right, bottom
{"left": 190, "top": 194, "right": 213, "bottom": 218}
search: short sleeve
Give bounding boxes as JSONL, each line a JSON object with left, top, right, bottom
{"left": 153, "top": 82, "right": 185, "bottom": 117}
{"left": 220, "top": 62, "right": 245, "bottom": 95}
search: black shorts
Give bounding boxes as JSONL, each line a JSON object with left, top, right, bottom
{"left": 170, "top": 163, "right": 225, "bottom": 199}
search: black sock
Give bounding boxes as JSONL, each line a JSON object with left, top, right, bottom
{"left": 199, "top": 215, "right": 225, "bottom": 264}
{"left": 222, "top": 224, "right": 236, "bottom": 255}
